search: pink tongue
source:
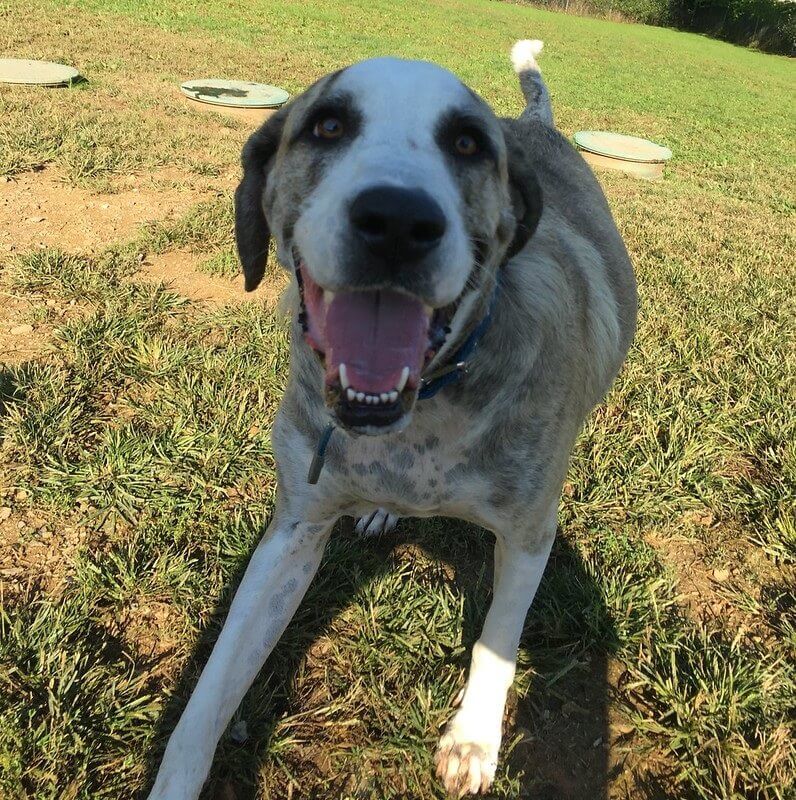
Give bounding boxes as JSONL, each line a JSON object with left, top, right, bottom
{"left": 325, "top": 290, "right": 428, "bottom": 394}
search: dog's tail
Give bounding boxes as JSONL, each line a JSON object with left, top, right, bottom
{"left": 510, "top": 40, "right": 554, "bottom": 126}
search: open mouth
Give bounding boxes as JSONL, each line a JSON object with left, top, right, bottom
{"left": 296, "top": 259, "right": 451, "bottom": 432}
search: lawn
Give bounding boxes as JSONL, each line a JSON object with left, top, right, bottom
{"left": 0, "top": 0, "right": 794, "bottom": 798}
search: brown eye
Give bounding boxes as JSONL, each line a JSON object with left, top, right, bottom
{"left": 454, "top": 132, "right": 479, "bottom": 156}
{"left": 313, "top": 117, "right": 344, "bottom": 140}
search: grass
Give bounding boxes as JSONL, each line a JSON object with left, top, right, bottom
{"left": 0, "top": 0, "right": 794, "bottom": 798}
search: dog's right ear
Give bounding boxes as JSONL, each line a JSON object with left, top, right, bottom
{"left": 499, "top": 120, "right": 543, "bottom": 263}
{"left": 234, "top": 108, "right": 288, "bottom": 292}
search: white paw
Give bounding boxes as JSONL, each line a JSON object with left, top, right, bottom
{"left": 434, "top": 712, "right": 501, "bottom": 796}
{"left": 354, "top": 508, "right": 399, "bottom": 537}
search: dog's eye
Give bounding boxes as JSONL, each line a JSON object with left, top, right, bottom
{"left": 313, "top": 117, "right": 344, "bottom": 140}
{"left": 454, "top": 132, "right": 479, "bottom": 156}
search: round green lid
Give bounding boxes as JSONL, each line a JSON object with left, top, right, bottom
{"left": 0, "top": 58, "right": 81, "bottom": 86}
{"left": 574, "top": 131, "right": 672, "bottom": 163}
{"left": 180, "top": 79, "right": 289, "bottom": 109}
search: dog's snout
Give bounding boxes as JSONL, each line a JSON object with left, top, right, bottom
{"left": 349, "top": 186, "right": 446, "bottom": 262}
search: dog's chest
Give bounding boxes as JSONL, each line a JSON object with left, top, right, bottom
{"left": 331, "top": 411, "right": 491, "bottom": 519}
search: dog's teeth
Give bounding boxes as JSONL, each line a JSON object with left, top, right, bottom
{"left": 423, "top": 304, "right": 434, "bottom": 317}
{"left": 396, "top": 366, "right": 409, "bottom": 393}
{"left": 343, "top": 386, "right": 396, "bottom": 405}
{"left": 323, "top": 290, "right": 336, "bottom": 304}
{"left": 339, "top": 363, "right": 349, "bottom": 390}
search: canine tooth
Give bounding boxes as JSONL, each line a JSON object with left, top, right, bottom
{"left": 356, "top": 392, "right": 365, "bottom": 402}
{"left": 339, "top": 363, "right": 350, "bottom": 390}
{"left": 396, "top": 366, "right": 409, "bottom": 393}
{"left": 423, "top": 304, "right": 434, "bottom": 317}
{"left": 388, "top": 390, "right": 398, "bottom": 403}
{"left": 380, "top": 392, "right": 390, "bottom": 403}
{"left": 347, "top": 388, "right": 356, "bottom": 401}
{"left": 323, "top": 290, "right": 336, "bottom": 304}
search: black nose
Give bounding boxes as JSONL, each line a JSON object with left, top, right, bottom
{"left": 349, "top": 186, "right": 447, "bottom": 262}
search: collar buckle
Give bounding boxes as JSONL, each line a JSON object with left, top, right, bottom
{"left": 420, "top": 360, "right": 467, "bottom": 387}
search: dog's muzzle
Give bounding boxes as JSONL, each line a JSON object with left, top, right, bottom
{"left": 295, "top": 185, "right": 459, "bottom": 434}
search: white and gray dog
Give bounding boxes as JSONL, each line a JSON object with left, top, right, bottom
{"left": 149, "top": 40, "right": 636, "bottom": 798}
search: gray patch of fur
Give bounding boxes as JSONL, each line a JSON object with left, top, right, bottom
{"left": 367, "top": 460, "right": 420, "bottom": 504}
{"left": 391, "top": 447, "right": 415, "bottom": 471}
{"left": 268, "top": 593, "right": 285, "bottom": 615}
{"left": 268, "top": 577, "right": 299, "bottom": 616}
{"left": 262, "top": 619, "right": 285, "bottom": 650}
{"left": 306, "top": 523, "right": 326, "bottom": 534}
{"left": 444, "top": 463, "right": 470, "bottom": 485}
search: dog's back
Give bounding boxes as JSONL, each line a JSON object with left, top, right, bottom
{"left": 502, "top": 41, "right": 637, "bottom": 410}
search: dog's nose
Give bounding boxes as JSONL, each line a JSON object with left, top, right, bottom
{"left": 349, "top": 186, "right": 446, "bottom": 262}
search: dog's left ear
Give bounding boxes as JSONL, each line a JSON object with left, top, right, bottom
{"left": 234, "top": 107, "right": 289, "bottom": 292}
{"left": 501, "top": 122, "right": 543, "bottom": 261}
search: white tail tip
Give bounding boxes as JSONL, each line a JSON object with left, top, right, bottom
{"left": 511, "top": 39, "right": 544, "bottom": 74}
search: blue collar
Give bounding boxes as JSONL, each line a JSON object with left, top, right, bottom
{"left": 418, "top": 282, "right": 498, "bottom": 400}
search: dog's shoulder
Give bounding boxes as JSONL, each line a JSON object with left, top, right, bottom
{"left": 501, "top": 117, "right": 637, "bottom": 361}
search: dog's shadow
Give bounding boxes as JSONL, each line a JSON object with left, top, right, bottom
{"left": 142, "top": 518, "right": 634, "bottom": 800}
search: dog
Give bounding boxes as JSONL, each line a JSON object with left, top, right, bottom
{"left": 148, "top": 40, "right": 637, "bottom": 798}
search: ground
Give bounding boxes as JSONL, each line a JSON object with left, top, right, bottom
{"left": 0, "top": 1, "right": 793, "bottom": 799}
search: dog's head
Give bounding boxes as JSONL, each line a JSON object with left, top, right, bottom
{"left": 235, "top": 57, "right": 541, "bottom": 435}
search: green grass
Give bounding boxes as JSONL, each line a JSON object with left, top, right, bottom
{"left": 1, "top": 0, "right": 794, "bottom": 798}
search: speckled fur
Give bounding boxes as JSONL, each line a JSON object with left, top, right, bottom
{"left": 150, "top": 45, "right": 637, "bottom": 800}
{"left": 271, "top": 113, "right": 636, "bottom": 543}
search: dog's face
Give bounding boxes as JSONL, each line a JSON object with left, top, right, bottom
{"left": 236, "top": 58, "right": 541, "bottom": 435}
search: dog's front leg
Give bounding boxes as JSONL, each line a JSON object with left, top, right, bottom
{"left": 148, "top": 510, "right": 334, "bottom": 800}
{"left": 435, "top": 513, "right": 556, "bottom": 796}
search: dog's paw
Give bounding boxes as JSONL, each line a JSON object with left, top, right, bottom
{"left": 434, "top": 717, "right": 500, "bottom": 797}
{"left": 355, "top": 508, "right": 399, "bottom": 537}
{"left": 434, "top": 715, "right": 500, "bottom": 797}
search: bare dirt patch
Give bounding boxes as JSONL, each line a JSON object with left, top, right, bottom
{"left": 645, "top": 525, "right": 721, "bottom": 618}
{"left": 138, "top": 250, "right": 287, "bottom": 307}
{"left": 0, "top": 490, "right": 81, "bottom": 601}
{"left": 644, "top": 520, "right": 788, "bottom": 646}
{"left": 0, "top": 292, "right": 51, "bottom": 365}
{"left": 0, "top": 279, "right": 87, "bottom": 365}
{"left": 0, "top": 168, "right": 203, "bottom": 255}
{"left": 0, "top": 166, "right": 267, "bottom": 362}
{"left": 104, "top": 596, "right": 190, "bottom": 680}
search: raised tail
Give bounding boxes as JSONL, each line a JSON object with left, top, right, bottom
{"left": 511, "top": 40, "right": 554, "bottom": 126}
